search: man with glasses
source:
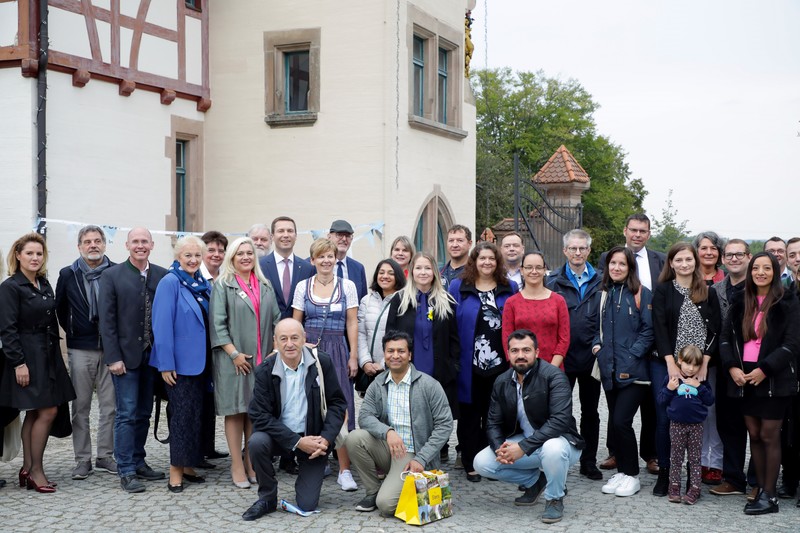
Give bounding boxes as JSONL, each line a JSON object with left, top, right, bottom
{"left": 546, "top": 229, "right": 603, "bottom": 481}
{"left": 328, "top": 219, "right": 368, "bottom": 301}
{"left": 710, "top": 239, "right": 756, "bottom": 497}
{"left": 764, "top": 237, "right": 793, "bottom": 285}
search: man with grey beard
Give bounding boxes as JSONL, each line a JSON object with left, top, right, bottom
{"left": 56, "top": 225, "right": 117, "bottom": 480}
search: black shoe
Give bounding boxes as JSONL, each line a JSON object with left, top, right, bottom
{"left": 580, "top": 463, "right": 603, "bottom": 481}
{"left": 197, "top": 460, "right": 216, "bottom": 469}
{"left": 466, "top": 472, "right": 482, "bottom": 483}
{"left": 205, "top": 450, "right": 229, "bottom": 460}
{"left": 440, "top": 447, "right": 449, "bottom": 462}
{"left": 279, "top": 459, "right": 299, "bottom": 475}
{"left": 777, "top": 484, "right": 797, "bottom": 499}
{"left": 167, "top": 483, "right": 184, "bottom": 493}
{"left": 0, "top": 479, "right": 6, "bottom": 489}
{"left": 135, "top": 464, "right": 166, "bottom": 481}
{"left": 515, "top": 474, "right": 547, "bottom": 506}
{"left": 355, "top": 494, "right": 377, "bottom": 512}
{"left": 120, "top": 474, "right": 146, "bottom": 493}
{"left": 242, "top": 499, "right": 277, "bottom": 521}
{"left": 183, "top": 473, "right": 206, "bottom": 484}
{"left": 653, "top": 468, "right": 669, "bottom": 497}
{"left": 744, "top": 491, "right": 779, "bottom": 515}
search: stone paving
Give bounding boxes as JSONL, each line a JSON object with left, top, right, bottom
{"left": 2, "top": 390, "right": 799, "bottom": 532}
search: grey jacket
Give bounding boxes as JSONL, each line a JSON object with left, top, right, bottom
{"left": 358, "top": 364, "right": 453, "bottom": 469}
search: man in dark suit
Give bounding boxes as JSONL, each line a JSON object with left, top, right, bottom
{"left": 597, "top": 213, "right": 665, "bottom": 475}
{"left": 259, "top": 216, "right": 314, "bottom": 319}
{"left": 98, "top": 227, "right": 167, "bottom": 493}
{"left": 328, "top": 219, "right": 368, "bottom": 301}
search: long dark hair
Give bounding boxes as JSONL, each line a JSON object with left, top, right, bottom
{"left": 601, "top": 246, "right": 641, "bottom": 294}
{"left": 659, "top": 242, "right": 708, "bottom": 304}
{"left": 461, "top": 242, "right": 509, "bottom": 287}
{"left": 742, "top": 252, "right": 784, "bottom": 342}
{"left": 369, "top": 258, "right": 406, "bottom": 297}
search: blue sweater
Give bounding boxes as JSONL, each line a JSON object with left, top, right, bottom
{"left": 657, "top": 375, "right": 714, "bottom": 424}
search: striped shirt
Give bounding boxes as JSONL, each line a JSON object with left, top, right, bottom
{"left": 385, "top": 368, "right": 414, "bottom": 452}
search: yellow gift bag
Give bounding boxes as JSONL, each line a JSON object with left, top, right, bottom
{"left": 394, "top": 470, "right": 453, "bottom": 525}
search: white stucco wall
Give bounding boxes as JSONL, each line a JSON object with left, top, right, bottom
{"left": 0, "top": 1, "right": 18, "bottom": 47}
{"left": 205, "top": 0, "right": 476, "bottom": 270}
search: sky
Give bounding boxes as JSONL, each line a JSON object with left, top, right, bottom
{"left": 470, "top": 0, "right": 800, "bottom": 240}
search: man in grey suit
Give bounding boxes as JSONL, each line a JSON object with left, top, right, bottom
{"left": 98, "top": 227, "right": 167, "bottom": 493}
{"left": 259, "top": 216, "right": 314, "bottom": 320}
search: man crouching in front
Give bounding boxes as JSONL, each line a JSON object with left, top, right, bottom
{"left": 242, "top": 318, "right": 346, "bottom": 521}
{"left": 474, "top": 329, "right": 585, "bottom": 524}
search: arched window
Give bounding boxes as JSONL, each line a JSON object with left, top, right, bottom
{"left": 413, "top": 191, "right": 455, "bottom": 268}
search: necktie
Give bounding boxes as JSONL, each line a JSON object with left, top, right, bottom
{"left": 282, "top": 259, "right": 291, "bottom": 303}
{"left": 337, "top": 261, "right": 344, "bottom": 279}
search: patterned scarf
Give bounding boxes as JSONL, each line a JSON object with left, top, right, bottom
{"left": 169, "top": 260, "right": 211, "bottom": 313}
{"left": 72, "top": 256, "right": 111, "bottom": 321}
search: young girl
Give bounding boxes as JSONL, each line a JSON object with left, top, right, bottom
{"left": 657, "top": 344, "right": 714, "bottom": 505}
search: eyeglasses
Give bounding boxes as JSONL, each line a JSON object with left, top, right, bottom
{"left": 566, "top": 246, "right": 589, "bottom": 254}
{"left": 723, "top": 252, "right": 746, "bottom": 260}
{"left": 522, "top": 265, "right": 546, "bottom": 272}
{"left": 765, "top": 249, "right": 785, "bottom": 256}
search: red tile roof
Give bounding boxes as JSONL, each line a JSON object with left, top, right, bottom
{"left": 532, "top": 145, "right": 590, "bottom": 184}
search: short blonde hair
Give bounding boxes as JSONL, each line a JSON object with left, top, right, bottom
{"left": 309, "top": 238, "right": 337, "bottom": 259}
{"left": 173, "top": 235, "right": 207, "bottom": 258}
{"left": 7, "top": 233, "right": 48, "bottom": 277}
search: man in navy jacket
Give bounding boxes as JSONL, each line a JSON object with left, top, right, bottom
{"left": 98, "top": 227, "right": 167, "bottom": 493}
{"left": 328, "top": 219, "right": 368, "bottom": 301}
{"left": 259, "top": 216, "right": 314, "bottom": 319}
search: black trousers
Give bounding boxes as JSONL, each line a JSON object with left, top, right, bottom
{"left": 249, "top": 431, "right": 327, "bottom": 511}
{"left": 605, "top": 384, "right": 648, "bottom": 476}
{"left": 567, "top": 370, "right": 600, "bottom": 466}
{"left": 780, "top": 394, "right": 800, "bottom": 488}
{"left": 715, "top": 380, "right": 756, "bottom": 490}
{"left": 457, "top": 372, "right": 502, "bottom": 473}
{"left": 605, "top": 386, "right": 658, "bottom": 462}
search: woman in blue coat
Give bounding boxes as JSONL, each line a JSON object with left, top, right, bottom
{"left": 151, "top": 236, "right": 211, "bottom": 492}
{"left": 449, "top": 242, "right": 518, "bottom": 482}
{"left": 592, "top": 247, "right": 653, "bottom": 497}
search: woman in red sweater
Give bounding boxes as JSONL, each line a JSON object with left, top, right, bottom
{"left": 502, "top": 252, "right": 570, "bottom": 369}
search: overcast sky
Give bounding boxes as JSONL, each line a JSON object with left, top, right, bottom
{"left": 471, "top": 0, "right": 800, "bottom": 240}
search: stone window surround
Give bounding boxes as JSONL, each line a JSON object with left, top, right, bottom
{"left": 264, "top": 27, "right": 321, "bottom": 128}
{"left": 166, "top": 116, "right": 204, "bottom": 232}
{"left": 407, "top": 5, "right": 467, "bottom": 140}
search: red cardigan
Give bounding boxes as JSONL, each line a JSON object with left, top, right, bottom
{"left": 501, "top": 291, "right": 570, "bottom": 369}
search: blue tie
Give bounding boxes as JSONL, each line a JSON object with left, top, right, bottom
{"left": 337, "top": 261, "right": 344, "bottom": 279}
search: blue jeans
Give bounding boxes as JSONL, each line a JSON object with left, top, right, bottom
{"left": 649, "top": 359, "right": 671, "bottom": 469}
{"left": 112, "top": 364, "right": 155, "bottom": 476}
{"left": 474, "top": 435, "right": 581, "bottom": 500}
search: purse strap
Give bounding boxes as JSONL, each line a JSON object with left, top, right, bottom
{"left": 599, "top": 290, "right": 608, "bottom": 344}
{"left": 369, "top": 300, "right": 392, "bottom": 358}
{"left": 312, "top": 347, "right": 328, "bottom": 418}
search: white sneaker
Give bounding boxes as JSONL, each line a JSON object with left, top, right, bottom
{"left": 615, "top": 475, "right": 641, "bottom": 497}
{"left": 601, "top": 473, "right": 626, "bottom": 494}
{"left": 337, "top": 469, "right": 358, "bottom": 492}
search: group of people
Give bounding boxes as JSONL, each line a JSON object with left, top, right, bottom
{"left": 1, "top": 213, "right": 799, "bottom": 524}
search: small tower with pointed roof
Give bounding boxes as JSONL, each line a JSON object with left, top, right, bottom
{"left": 532, "top": 145, "right": 590, "bottom": 206}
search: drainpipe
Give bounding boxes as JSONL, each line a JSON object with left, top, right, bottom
{"left": 35, "top": 0, "right": 48, "bottom": 236}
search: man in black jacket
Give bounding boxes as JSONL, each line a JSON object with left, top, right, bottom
{"left": 474, "top": 329, "right": 584, "bottom": 524}
{"left": 546, "top": 229, "right": 602, "bottom": 481}
{"left": 55, "top": 225, "right": 116, "bottom": 481}
{"left": 243, "top": 319, "right": 347, "bottom": 521}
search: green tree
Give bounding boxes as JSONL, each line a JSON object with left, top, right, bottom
{"left": 649, "top": 190, "right": 690, "bottom": 253}
{"left": 472, "top": 68, "right": 646, "bottom": 261}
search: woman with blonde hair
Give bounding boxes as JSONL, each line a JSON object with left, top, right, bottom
{"left": 210, "top": 237, "right": 280, "bottom": 489}
{"left": 0, "top": 233, "right": 76, "bottom": 492}
{"left": 293, "top": 238, "right": 361, "bottom": 491}
{"left": 385, "top": 251, "right": 460, "bottom": 416}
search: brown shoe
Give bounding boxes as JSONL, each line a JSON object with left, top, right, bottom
{"left": 747, "top": 486, "right": 760, "bottom": 502}
{"left": 646, "top": 459, "right": 659, "bottom": 475}
{"left": 599, "top": 456, "right": 617, "bottom": 470}
{"left": 709, "top": 481, "right": 744, "bottom": 496}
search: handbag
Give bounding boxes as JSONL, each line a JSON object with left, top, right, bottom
{"left": 355, "top": 300, "right": 391, "bottom": 393}
{"left": 312, "top": 347, "right": 349, "bottom": 449}
{"left": 395, "top": 470, "right": 453, "bottom": 525}
{"left": 49, "top": 402, "right": 73, "bottom": 438}
{"left": 1, "top": 414, "right": 22, "bottom": 462}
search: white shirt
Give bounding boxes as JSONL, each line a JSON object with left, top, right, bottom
{"left": 634, "top": 247, "right": 652, "bottom": 292}
{"left": 274, "top": 251, "right": 296, "bottom": 284}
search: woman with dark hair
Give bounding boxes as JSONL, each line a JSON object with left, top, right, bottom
{"left": 651, "top": 242, "right": 720, "bottom": 497}
{"left": 693, "top": 231, "right": 725, "bottom": 285}
{"left": 357, "top": 259, "right": 406, "bottom": 390}
{"left": 449, "top": 242, "right": 518, "bottom": 482}
{"left": 502, "top": 252, "right": 569, "bottom": 369}
{"left": 692, "top": 231, "right": 725, "bottom": 484}
{"left": 720, "top": 252, "right": 800, "bottom": 514}
{"left": 0, "top": 233, "right": 76, "bottom": 493}
{"left": 592, "top": 246, "right": 653, "bottom": 497}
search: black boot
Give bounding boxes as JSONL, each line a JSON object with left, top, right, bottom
{"left": 653, "top": 468, "right": 669, "bottom": 496}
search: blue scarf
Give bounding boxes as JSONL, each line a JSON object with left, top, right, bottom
{"left": 169, "top": 260, "right": 211, "bottom": 313}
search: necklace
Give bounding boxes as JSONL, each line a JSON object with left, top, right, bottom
{"left": 316, "top": 276, "right": 334, "bottom": 286}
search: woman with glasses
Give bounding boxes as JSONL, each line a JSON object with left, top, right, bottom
{"left": 448, "top": 242, "right": 518, "bottom": 482}
{"left": 720, "top": 252, "right": 800, "bottom": 514}
{"left": 502, "top": 252, "right": 569, "bottom": 369}
{"left": 651, "top": 242, "right": 721, "bottom": 498}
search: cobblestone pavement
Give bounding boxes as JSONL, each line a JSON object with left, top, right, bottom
{"left": 2, "top": 390, "right": 799, "bottom": 532}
